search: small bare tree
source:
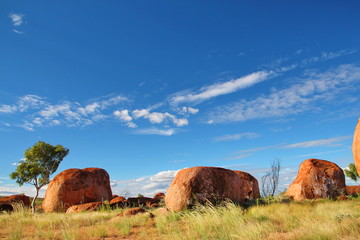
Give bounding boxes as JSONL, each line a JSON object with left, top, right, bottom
{"left": 261, "top": 158, "right": 280, "bottom": 197}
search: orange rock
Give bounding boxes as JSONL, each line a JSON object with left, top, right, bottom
{"left": 42, "top": 168, "right": 112, "bottom": 213}
{"left": 353, "top": 119, "right": 360, "bottom": 175}
{"left": 165, "top": 166, "right": 245, "bottom": 211}
{"left": 111, "top": 195, "right": 119, "bottom": 199}
{"left": 233, "top": 171, "right": 260, "bottom": 200}
{"left": 0, "top": 194, "right": 31, "bottom": 207}
{"left": 127, "top": 197, "right": 158, "bottom": 207}
{"left": 66, "top": 201, "right": 103, "bottom": 213}
{"left": 110, "top": 196, "right": 128, "bottom": 208}
{"left": 153, "top": 192, "right": 165, "bottom": 200}
{"left": 110, "top": 196, "right": 126, "bottom": 204}
{"left": 119, "top": 207, "right": 154, "bottom": 218}
{"left": 346, "top": 185, "right": 360, "bottom": 196}
{"left": 286, "top": 159, "right": 346, "bottom": 200}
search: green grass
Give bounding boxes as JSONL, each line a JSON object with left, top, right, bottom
{"left": 1, "top": 197, "right": 360, "bottom": 239}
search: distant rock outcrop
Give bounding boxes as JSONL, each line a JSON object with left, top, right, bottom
{"left": 353, "top": 119, "right": 360, "bottom": 175}
{"left": 119, "top": 207, "right": 154, "bottom": 218}
{"left": 127, "top": 197, "right": 158, "bottom": 207}
{"left": 110, "top": 196, "right": 128, "bottom": 208}
{"left": 66, "top": 201, "right": 103, "bottom": 213}
{"left": 153, "top": 192, "right": 165, "bottom": 201}
{"left": 165, "top": 166, "right": 245, "bottom": 211}
{"left": 233, "top": 171, "right": 260, "bottom": 200}
{"left": 286, "top": 159, "right": 346, "bottom": 200}
{"left": 346, "top": 185, "right": 360, "bottom": 196}
{"left": 0, "top": 194, "right": 31, "bottom": 208}
{"left": 42, "top": 168, "right": 112, "bottom": 213}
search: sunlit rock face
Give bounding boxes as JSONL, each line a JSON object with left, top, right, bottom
{"left": 165, "top": 166, "right": 246, "bottom": 211}
{"left": 286, "top": 159, "right": 345, "bottom": 200}
{"left": 42, "top": 168, "right": 112, "bottom": 213}
{"left": 353, "top": 119, "right": 360, "bottom": 175}
{"left": 233, "top": 170, "right": 260, "bottom": 200}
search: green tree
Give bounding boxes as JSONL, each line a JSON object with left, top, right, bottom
{"left": 344, "top": 163, "right": 359, "bottom": 183}
{"left": 10, "top": 141, "right": 69, "bottom": 213}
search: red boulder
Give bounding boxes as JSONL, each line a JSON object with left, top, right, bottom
{"left": 66, "top": 202, "right": 103, "bottom": 213}
{"left": 353, "top": 119, "right": 360, "bottom": 175}
{"left": 0, "top": 194, "right": 31, "bottom": 208}
{"left": 165, "top": 166, "right": 245, "bottom": 211}
{"left": 286, "top": 159, "right": 346, "bottom": 200}
{"left": 346, "top": 185, "right": 360, "bottom": 196}
{"left": 233, "top": 171, "right": 260, "bottom": 200}
{"left": 42, "top": 168, "right": 112, "bottom": 212}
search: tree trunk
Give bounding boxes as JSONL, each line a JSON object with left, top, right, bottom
{"left": 31, "top": 187, "right": 39, "bottom": 214}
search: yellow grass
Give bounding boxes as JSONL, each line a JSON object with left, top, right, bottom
{"left": 1, "top": 198, "right": 360, "bottom": 239}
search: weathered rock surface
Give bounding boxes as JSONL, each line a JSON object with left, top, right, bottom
{"left": 119, "top": 207, "right": 154, "bottom": 218}
{"left": 346, "top": 185, "right": 360, "bottom": 196}
{"left": 286, "top": 159, "right": 346, "bottom": 200}
{"left": 110, "top": 196, "right": 128, "bottom": 208}
{"left": 127, "top": 197, "right": 158, "bottom": 207}
{"left": 42, "top": 168, "right": 112, "bottom": 213}
{"left": 165, "top": 166, "right": 245, "bottom": 211}
{"left": 66, "top": 202, "right": 103, "bottom": 213}
{"left": 0, "top": 194, "right": 31, "bottom": 208}
{"left": 353, "top": 119, "right": 360, "bottom": 175}
{"left": 153, "top": 192, "right": 165, "bottom": 200}
{"left": 233, "top": 171, "right": 260, "bottom": 200}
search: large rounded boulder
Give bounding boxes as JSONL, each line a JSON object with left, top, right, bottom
{"left": 353, "top": 119, "right": 360, "bottom": 175}
{"left": 165, "top": 166, "right": 245, "bottom": 211}
{"left": 42, "top": 168, "right": 112, "bottom": 213}
{"left": 233, "top": 171, "right": 260, "bottom": 200}
{"left": 286, "top": 159, "right": 345, "bottom": 200}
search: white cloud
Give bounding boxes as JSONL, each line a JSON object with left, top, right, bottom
{"left": 181, "top": 106, "right": 199, "bottom": 115}
{"left": 131, "top": 109, "right": 189, "bottom": 127}
{"left": 9, "top": 13, "right": 24, "bottom": 26}
{"left": 169, "top": 70, "right": 272, "bottom": 105}
{"left": 111, "top": 169, "right": 179, "bottom": 197}
{"left": 114, "top": 110, "right": 132, "bottom": 122}
{"left": 208, "top": 64, "right": 360, "bottom": 123}
{"left": 133, "top": 128, "right": 175, "bottom": 136}
{"left": 282, "top": 136, "right": 350, "bottom": 149}
{"left": 213, "top": 132, "right": 259, "bottom": 142}
{"left": 0, "top": 105, "right": 17, "bottom": 113}
{"left": 132, "top": 109, "right": 150, "bottom": 119}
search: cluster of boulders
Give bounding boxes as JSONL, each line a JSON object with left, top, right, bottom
{"left": 1, "top": 119, "right": 360, "bottom": 214}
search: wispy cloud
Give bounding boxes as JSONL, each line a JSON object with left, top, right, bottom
{"left": 282, "top": 136, "right": 351, "bottom": 149}
{"left": 12, "top": 29, "right": 24, "bottom": 34}
{"left": 207, "top": 64, "right": 360, "bottom": 123}
{"left": 131, "top": 109, "right": 189, "bottom": 127}
{"left": 213, "top": 132, "right": 259, "bottom": 142}
{"left": 301, "top": 49, "right": 358, "bottom": 65}
{"left": 9, "top": 13, "right": 24, "bottom": 26}
{"left": 133, "top": 128, "right": 176, "bottom": 136}
{"left": 0, "top": 94, "right": 129, "bottom": 131}
{"left": 284, "top": 149, "right": 349, "bottom": 159}
{"left": 169, "top": 70, "right": 272, "bottom": 105}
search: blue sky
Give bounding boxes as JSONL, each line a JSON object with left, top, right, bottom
{"left": 1, "top": 1, "right": 360, "bottom": 197}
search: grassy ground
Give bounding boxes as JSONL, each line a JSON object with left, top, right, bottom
{"left": 1, "top": 197, "right": 360, "bottom": 240}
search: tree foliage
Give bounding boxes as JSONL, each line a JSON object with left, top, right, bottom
{"left": 10, "top": 141, "right": 69, "bottom": 212}
{"left": 344, "top": 163, "right": 359, "bottom": 183}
